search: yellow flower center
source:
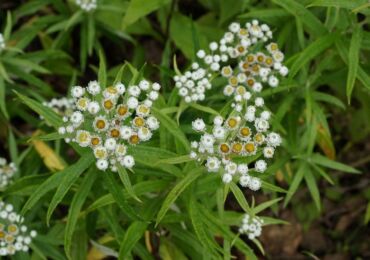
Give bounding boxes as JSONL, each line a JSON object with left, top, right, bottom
{"left": 91, "top": 137, "right": 100, "bottom": 146}
{"left": 104, "top": 100, "right": 114, "bottom": 110}
{"left": 219, "top": 143, "right": 230, "bottom": 153}
{"left": 117, "top": 105, "right": 128, "bottom": 116}
{"left": 240, "top": 127, "right": 251, "bottom": 137}
{"left": 232, "top": 143, "right": 243, "bottom": 153}
{"left": 110, "top": 128, "right": 120, "bottom": 138}
{"left": 96, "top": 120, "right": 106, "bottom": 129}
{"left": 245, "top": 143, "right": 255, "bottom": 153}
{"left": 129, "top": 135, "right": 140, "bottom": 144}
{"left": 134, "top": 117, "right": 145, "bottom": 127}
{"left": 227, "top": 118, "right": 238, "bottom": 128}
{"left": 229, "top": 77, "right": 238, "bottom": 86}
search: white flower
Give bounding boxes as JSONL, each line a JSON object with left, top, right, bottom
{"left": 255, "top": 118, "right": 269, "bottom": 132}
{"left": 205, "top": 157, "right": 220, "bottom": 172}
{"left": 75, "top": 130, "right": 91, "bottom": 147}
{"left": 197, "top": 50, "right": 206, "bottom": 58}
{"left": 200, "top": 134, "right": 215, "bottom": 147}
{"left": 238, "top": 164, "right": 249, "bottom": 174}
{"left": 212, "top": 126, "right": 225, "bottom": 139}
{"left": 152, "top": 82, "right": 161, "bottom": 91}
{"left": 104, "top": 138, "right": 117, "bottom": 150}
{"left": 207, "top": 42, "right": 217, "bottom": 51}
{"left": 120, "top": 126, "right": 132, "bottom": 139}
{"left": 263, "top": 147, "right": 275, "bottom": 158}
{"left": 0, "top": 202, "right": 37, "bottom": 255}
{"left": 115, "top": 83, "right": 126, "bottom": 94}
{"left": 127, "top": 97, "right": 139, "bottom": 109}
{"left": 268, "top": 76, "right": 279, "bottom": 87}
{"left": 213, "top": 116, "right": 223, "bottom": 126}
{"left": 255, "top": 97, "right": 264, "bottom": 107}
{"left": 255, "top": 160, "right": 267, "bottom": 173}
{"left": 248, "top": 177, "right": 261, "bottom": 190}
{"left": 138, "top": 127, "right": 152, "bottom": 141}
{"left": 96, "top": 159, "right": 108, "bottom": 170}
{"left": 147, "top": 116, "right": 159, "bottom": 130}
{"left": 87, "top": 101, "right": 100, "bottom": 114}
{"left": 139, "top": 80, "right": 150, "bottom": 90}
{"left": 190, "top": 151, "right": 197, "bottom": 158}
{"left": 267, "top": 132, "right": 282, "bottom": 147}
{"left": 192, "top": 118, "right": 206, "bottom": 132}
{"left": 70, "top": 111, "right": 84, "bottom": 125}
{"left": 71, "top": 86, "right": 85, "bottom": 98}
{"left": 239, "top": 174, "right": 251, "bottom": 187}
{"left": 87, "top": 81, "right": 101, "bottom": 95}
{"left": 225, "top": 162, "right": 237, "bottom": 174}
{"left": 128, "top": 85, "right": 141, "bottom": 97}
{"left": 122, "top": 155, "right": 135, "bottom": 168}
{"left": 229, "top": 22, "right": 240, "bottom": 33}
{"left": 148, "top": 91, "right": 159, "bottom": 100}
{"left": 260, "top": 111, "right": 271, "bottom": 120}
{"left": 222, "top": 173, "right": 233, "bottom": 183}
{"left": 76, "top": 0, "right": 97, "bottom": 11}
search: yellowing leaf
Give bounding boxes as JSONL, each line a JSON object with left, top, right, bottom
{"left": 32, "top": 131, "right": 65, "bottom": 171}
{"left": 316, "top": 124, "right": 336, "bottom": 160}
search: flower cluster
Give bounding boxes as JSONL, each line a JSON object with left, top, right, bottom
{"left": 58, "top": 80, "right": 161, "bottom": 171}
{"left": 0, "top": 34, "right": 5, "bottom": 53}
{"left": 239, "top": 213, "right": 263, "bottom": 240}
{"left": 175, "top": 20, "right": 288, "bottom": 104}
{"left": 0, "top": 202, "right": 37, "bottom": 256}
{"left": 0, "top": 158, "right": 17, "bottom": 190}
{"left": 174, "top": 63, "right": 212, "bottom": 103}
{"left": 43, "top": 97, "right": 75, "bottom": 117}
{"left": 75, "top": 0, "right": 97, "bottom": 11}
{"left": 189, "top": 96, "right": 282, "bottom": 190}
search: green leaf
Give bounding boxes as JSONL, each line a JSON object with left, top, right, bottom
{"left": 15, "top": 92, "right": 62, "bottom": 127}
{"left": 65, "top": 169, "right": 98, "bottom": 259}
{"left": 261, "top": 180, "right": 287, "bottom": 193}
{"left": 102, "top": 172, "right": 141, "bottom": 221}
{"left": 156, "top": 168, "right": 203, "bottom": 225}
{"left": 229, "top": 182, "right": 251, "bottom": 213}
{"left": 0, "top": 78, "right": 8, "bottom": 118}
{"left": 152, "top": 107, "right": 190, "bottom": 152}
{"left": 365, "top": 201, "right": 370, "bottom": 225}
{"left": 46, "top": 154, "right": 94, "bottom": 224}
{"left": 122, "top": 0, "right": 170, "bottom": 28}
{"left": 21, "top": 155, "right": 94, "bottom": 215}
{"left": 310, "top": 153, "right": 360, "bottom": 173}
{"left": 83, "top": 180, "right": 168, "bottom": 214}
{"left": 346, "top": 25, "right": 362, "bottom": 104}
{"left": 118, "top": 221, "right": 148, "bottom": 259}
{"left": 65, "top": 10, "right": 83, "bottom": 31}
{"left": 289, "top": 33, "right": 336, "bottom": 78}
{"left": 308, "top": 0, "right": 367, "bottom": 10}
{"left": 190, "top": 103, "right": 221, "bottom": 116}
{"left": 154, "top": 155, "right": 193, "bottom": 165}
{"left": 272, "top": 0, "right": 327, "bottom": 37}
{"left": 304, "top": 171, "right": 321, "bottom": 211}
{"left": 284, "top": 163, "right": 307, "bottom": 207}
{"left": 117, "top": 165, "right": 141, "bottom": 202}
{"left": 159, "top": 237, "right": 188, "bottom": 260}
{"left": 189, "top": 199, "right": 220, "bottom": 257}
{"left": 98, "top": 49, "right": 107, "bottom": 87}
{"left": 2, "top": 57, "right": 50, "bottom": 74}
{"left": 253, "top": 198, "right": 282, "bottom": 214}
{"left": 4, "top": 11, "right": 12, "bottom": 40}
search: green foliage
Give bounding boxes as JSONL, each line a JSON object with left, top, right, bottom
{"left": 0, "top": 0, "right": 369, "bottom": 259}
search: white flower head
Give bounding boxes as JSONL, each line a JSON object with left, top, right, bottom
{"left": 60, "top": 77, "right": 160, "bottom": 172}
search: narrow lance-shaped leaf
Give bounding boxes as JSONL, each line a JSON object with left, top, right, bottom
{"left": 156, "top": 168, "right": 203, "bottom": 225}
{"left": 46, "top": 154, "right": 95, "bottom": 224}
{"left": 346, "top": 25, "right": 362, "bottom": 104}
{"left": 65, "top": 168, "right": 98, "bottom": 259}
